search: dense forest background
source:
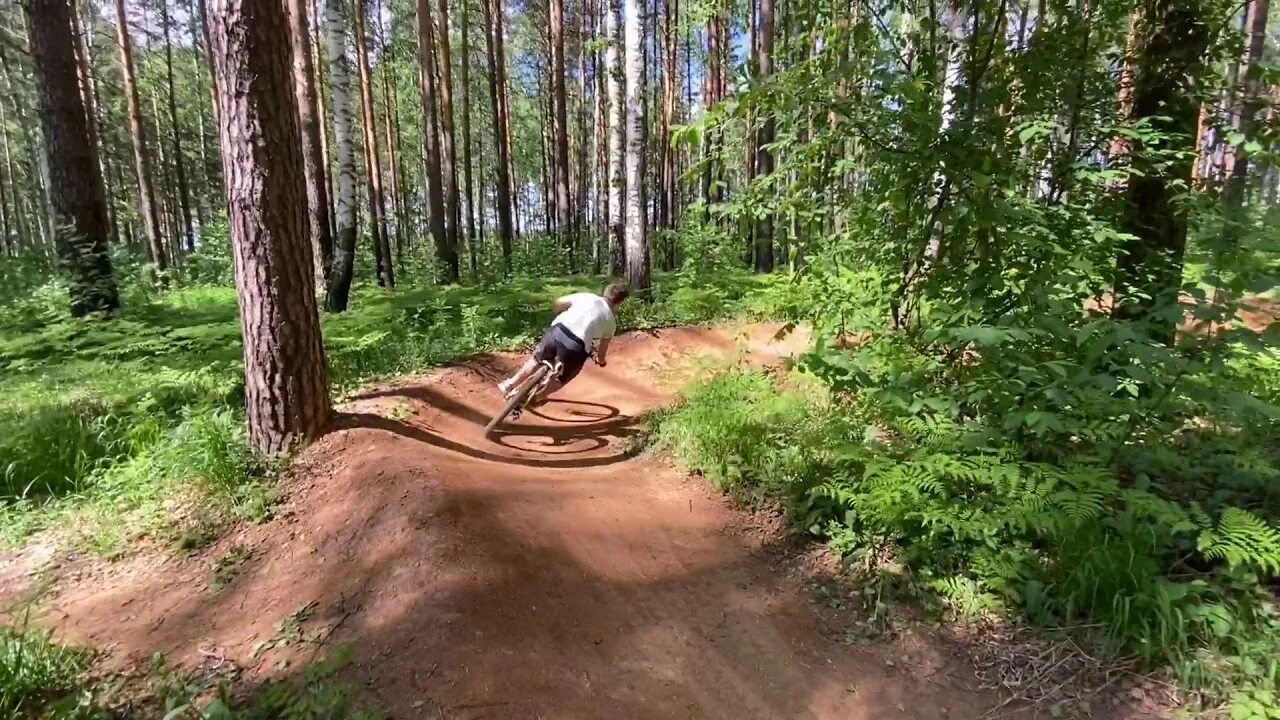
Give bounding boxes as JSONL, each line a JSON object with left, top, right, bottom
{"left": 3, "top": 0, "right": 1280, "bottom": 715}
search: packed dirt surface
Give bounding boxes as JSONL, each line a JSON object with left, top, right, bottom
{"left": 25, "top": 324, "right": 1041, "bottom": 719}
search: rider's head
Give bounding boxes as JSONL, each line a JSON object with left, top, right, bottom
{"left": 603, "top": 282, "right": 629, "bottom": 309}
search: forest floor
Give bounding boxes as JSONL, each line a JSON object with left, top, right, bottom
{"left": 0, "top": 322, "right": 1068, "bottom": 720}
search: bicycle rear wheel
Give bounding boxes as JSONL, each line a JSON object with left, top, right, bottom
{"left": 484, "top": 364, "right": 549, "bottom": 436}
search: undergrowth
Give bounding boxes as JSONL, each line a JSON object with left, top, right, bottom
{"left": 0, "top": 622, "right": 381, "bottom": 719}
{"left": 0, "top": 270, "right": 785, "bottom": 552}
{"left": 1, "top": 621, "right": 95, "bottom": 720}
{"left": 653, "top": 270, "right": 1280, "bottom": 717}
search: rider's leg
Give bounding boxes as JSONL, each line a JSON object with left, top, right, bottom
{"left": 500, "top": 328, "right": 558, "bottom": 396}
{"left": 530, "top": 339, "right": 585, "bottom": 406}
{"left": 498, "top": 356, "right": 541, "bottom": 397}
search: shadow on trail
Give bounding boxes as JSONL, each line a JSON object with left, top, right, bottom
{"left": 526, "top": 399, "right": 621, "bottom": 424}
{"left": 115, "top": 479, "right": 1009, "bottom": 720}
{"left": 333, "top": 410, "right": 643, "bottom": 469}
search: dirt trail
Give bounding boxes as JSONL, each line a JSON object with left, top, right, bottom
{"left": 36, "top": 324, "right": 1031, "bottom": 719}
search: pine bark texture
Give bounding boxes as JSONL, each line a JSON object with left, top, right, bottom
{"left": 207, "top": 0, "right": 331, "bottom": 455}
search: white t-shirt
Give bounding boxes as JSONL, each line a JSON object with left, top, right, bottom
{"left": 553, "top": 292, "right": 616, "bottom": 349}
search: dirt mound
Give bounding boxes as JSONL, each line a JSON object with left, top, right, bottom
{"left": 35, "top": 323, "right": 1036, "bottom": 719}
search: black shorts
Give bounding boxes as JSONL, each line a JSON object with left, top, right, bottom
{"left": 534, "top": 324, "right": 589, "bottom": 384}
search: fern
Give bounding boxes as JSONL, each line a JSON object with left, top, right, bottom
{"left": 932, "top": 575, "right": 1002, "bottom": 618}
{"left": 1198, "top": 508, "right": 1280, "bottom": 577}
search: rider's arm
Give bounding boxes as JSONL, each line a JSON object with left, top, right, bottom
{"left": 596, "top": 314, "right": 616, "bottom": 366}
{"left": 552, "top": 295, "right": 573, "bottom": 314}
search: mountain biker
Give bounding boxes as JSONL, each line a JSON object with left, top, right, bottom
{"left": 497, "top": 282, "right": 630, "bottom": 407}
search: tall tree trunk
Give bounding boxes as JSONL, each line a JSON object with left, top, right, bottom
{"left": 70, "top": 0, "right": 116, "bottom": 247}
{"left": 25, "top": 0, "right": 119, "bottom": 316}
{"left": 550, "top": 0, "right": 574, "bottom": 263}
{"left": 1111, "top": 0, "right": 1211, "bottom": 343}
{"left": 152, "top": 91, "right": 181, "bottom": 265}
{"left": 0, "top": 151, "right": 11, "bottom": 256}
{"left": 624, "top": 0, "right": 649, "bottom": 292}
{"left": 1191, "top": 103, "right": 1212, "bottom": 188}
{"left": 289, "top": 0, "right": 335, "bottom": 285}
{"left": 197, "top": 0, "right": 220, "bottom": 122}
{"left": 594, "top": 0, "right": 608, "bottom": 271}
{"left": 482, "top": 0, "right": 513, "bottom": 270}
{"left": 312, "top": 0, "right": 334, "bottom": 238}
{"left": 114, "top": 0, "right": 167, "bottom": 274}
{"left": 1220, "top": 0, "right": 1269, "bottom": 240}
{"left": 576, "top": 0, "right": 590, "bottom": 268}
{"left": 0, "top": 33, "right": 54, "bottom": 250}
{"left": 381, "top": 63, "right": 407, "bottom": 262}
{"left": 160, "top": 0, "right": 196, "bottom": 252}
{"left": 0, "top": 93, "right": 12, "bottom": 255}
{"left": 541, "top": 82, "right": 554, "bottom": 236}
{"left": 460, "top": 0, "right": 478, "bottom": 275}
{"left": 0, "top": 97, "right": 28, "bottom": 251}
{"left": 435, "top": 0, "right": 461, "bottom": 265}
{"left": 605, "top": 0, "right": 625, "bottom": 277}
{"left": 752, "top": 0, "right": 774, "bottom": 272}
{"left": 377, "top": 0, "right": 409, "bottom": 264}
{"left": 354, "top": 0, "right": 394, "bottom": 287}
{"left": 185, "top": 0, "right": 212, "bottom": 231}
{"left": 323, "top": 0, "right": 361, "bottom": 311}
{"left": 701, "top": 7, "right": 721, "bottom": 209}
{"left": 419, "top": 0, "right": 456, "bottom": 280}
{"left": 208, "top": 0, "right": 331, "bottom": 455}
{"left": 503, "top": 34, "right": 520, "bottom": 238}
{"left": 660, "top": 0, "right": 677, "bottom": 256}
{"left": 1108, "top": 9, "right": 1140, "bottom": 167}
{"left": 69, "top": 0, "right": 101, "bottom": 189}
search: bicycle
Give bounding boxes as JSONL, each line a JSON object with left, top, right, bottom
{"left": 484, "top": 351, "right": 601, "bottom": 436}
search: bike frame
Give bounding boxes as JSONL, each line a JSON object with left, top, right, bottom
{"left": 484, "top": 349, "right": 598, "bottom": 437}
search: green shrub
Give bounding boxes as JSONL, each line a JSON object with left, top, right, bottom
{"left": 655, "top": 356, "right": 1280, "bottom": 709}
{"left": 0, "top": 624, "right": 382, "bottom": 720}
{"left": 0, "top": 623, "right": 99, "bottom": 720}
{"left": 0, "top": 397, "right": 128, "bottom": 499}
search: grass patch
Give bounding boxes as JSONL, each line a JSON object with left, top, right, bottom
{"left": 0, "top": 271, "right": 786, "bottom": 552}
{"left": 0, "top": 621, "right": 382, "bottom": 719}
{"left": 0, "top": 622, "right": 95, "bottom": 720}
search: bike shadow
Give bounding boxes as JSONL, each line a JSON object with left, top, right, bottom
{"left": 340, "top": 389, "right": 643, "bottom": 469}
{"left": 489, "top": 399, "right": 641, "bottom": 456}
